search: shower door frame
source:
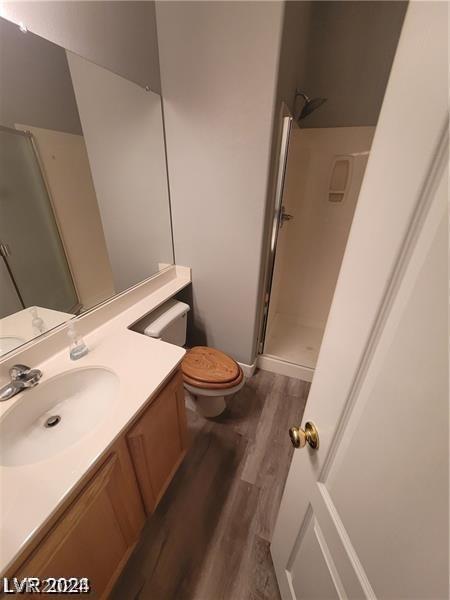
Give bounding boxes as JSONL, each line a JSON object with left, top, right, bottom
{"left": 257, "top": 110, "right": 294, "bottom": 355}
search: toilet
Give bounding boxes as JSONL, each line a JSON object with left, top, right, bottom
{"left": 137, "top": 299, "right": 245, "bottom": 417}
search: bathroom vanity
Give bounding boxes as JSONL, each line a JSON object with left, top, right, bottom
{"left": 0, "top": 266, "right": 192, "bottom": 597}
{"left": 8, "top": 369, "right": 187, "bottom": 597}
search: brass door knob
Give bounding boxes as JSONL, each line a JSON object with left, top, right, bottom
{"left": 289, "top": 422, "right": 319, "bottom": 449}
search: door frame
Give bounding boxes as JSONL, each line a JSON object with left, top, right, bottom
{"left": 270, "top": 2, "right": 449, "bottom": 596}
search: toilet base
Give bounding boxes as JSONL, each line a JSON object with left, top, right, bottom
{"left": 184, "top": 376, "right": 245, "bottom": 419}
{"left": 185, "top": 390, "right": 226, "bottom": 418}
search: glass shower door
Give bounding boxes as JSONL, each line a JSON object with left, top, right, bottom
{"left": 258, "top": 114, "right": 294, "bottom": 354}
{"left": 0, "top": 127, "right": 79, "bottom": 313}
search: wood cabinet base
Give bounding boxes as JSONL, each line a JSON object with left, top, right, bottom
{"left": 5, "top": 369, "right": 188, "bottom": 599}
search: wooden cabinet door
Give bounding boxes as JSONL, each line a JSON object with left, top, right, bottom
{"left": 16, "top": 438, "right": 145, "bottom": 599}
{"left": 127, "top": 370, "right": 188, "bottom": 514}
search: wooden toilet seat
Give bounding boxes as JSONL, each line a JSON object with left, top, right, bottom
{"left": 183, "top": 369, "right": 244, "bottom": 390}
{"left": 181, "top": 346, "right": 243, "bottom": 390}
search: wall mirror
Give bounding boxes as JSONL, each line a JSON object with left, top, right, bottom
{"left": 0, "top": 17, "right": 174, "bottom": 357}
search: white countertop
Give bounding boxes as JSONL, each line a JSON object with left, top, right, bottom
{"left": 0, "top": 279, "right": 188, "bottom": 574}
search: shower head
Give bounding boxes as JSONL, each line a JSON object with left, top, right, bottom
{"left": 294, "top": 90, "right": 327, "bottom": 121}
{"left": 299, "top": 96, "right": 327, "bottom": 119}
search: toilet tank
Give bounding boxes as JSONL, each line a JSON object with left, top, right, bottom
{"left": 137, "top": 299, "right": 190, "bottom": 346}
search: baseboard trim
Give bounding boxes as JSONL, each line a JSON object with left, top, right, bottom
{"left": 256, "top": 354, "right": 314, "bottom": 382}
{"left": 237, "top": 360, "right": 257, "bottom": 378}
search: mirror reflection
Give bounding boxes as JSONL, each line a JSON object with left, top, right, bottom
{"left": 0, "top": 17, "right": 174, "bottom": 356}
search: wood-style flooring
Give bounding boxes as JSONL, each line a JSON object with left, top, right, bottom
{"left": 112, "top": 369, "right": 310, "bottom": 600}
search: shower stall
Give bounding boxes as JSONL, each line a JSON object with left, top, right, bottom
{"left": 256, "top": 1, "right": 407, "bottom": 381}
{"left": 258, "top": 106, "right": 374, "bottom": 381}
{"left": 0, "top": 126, "right": 80, "bottom": 318}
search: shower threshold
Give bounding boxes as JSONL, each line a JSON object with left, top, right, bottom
{"left": 258, "top": 314, "right": 325, "bottom": 382}
{"left": 257, "top": 354, "right": 315, "bottom": 382}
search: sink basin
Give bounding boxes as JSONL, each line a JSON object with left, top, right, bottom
{"left": 0, "top": 367, "right": 119, "bottom": 467}
{"left": 0, "top": 336, "right": 25, "bottom": 357}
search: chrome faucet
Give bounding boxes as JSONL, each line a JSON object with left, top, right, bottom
{"left": 0, "top": 364, "right": 43, "bottom": 401}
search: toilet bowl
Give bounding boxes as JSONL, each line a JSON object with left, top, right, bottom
{"left": 182, "top": 346, "right": 245, "bottom": 417}
{"left": 136, "top": 299, "right": 244, "bottom": 418}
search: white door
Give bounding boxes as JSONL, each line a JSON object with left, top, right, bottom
{"left": 271, "top": 3, "right": 449, "bottom": 599}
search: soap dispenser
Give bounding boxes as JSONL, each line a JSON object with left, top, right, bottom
{"left": 68, "top": 322, "right": 89, "bottom": 360}
{"left": 30, "top": 307, "right": 46, "bottom": 335}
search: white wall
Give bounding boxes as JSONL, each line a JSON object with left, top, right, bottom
{"left": 0, "top": 17, "right": 81, "bottom": 134}
{"left": 275, "top": 1, "right": 313, "bottom": 116}
{"left": 0, "top": 1, "right": 161, "bottom": 93}
{"left": 68, "top": 52, "right": 174, "bottom": 293}
{"left": 294, "top": 1, "right": 407, "bottom": 127}
{"left": 156, "top": 1, "right": 284, "bottom": 365}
